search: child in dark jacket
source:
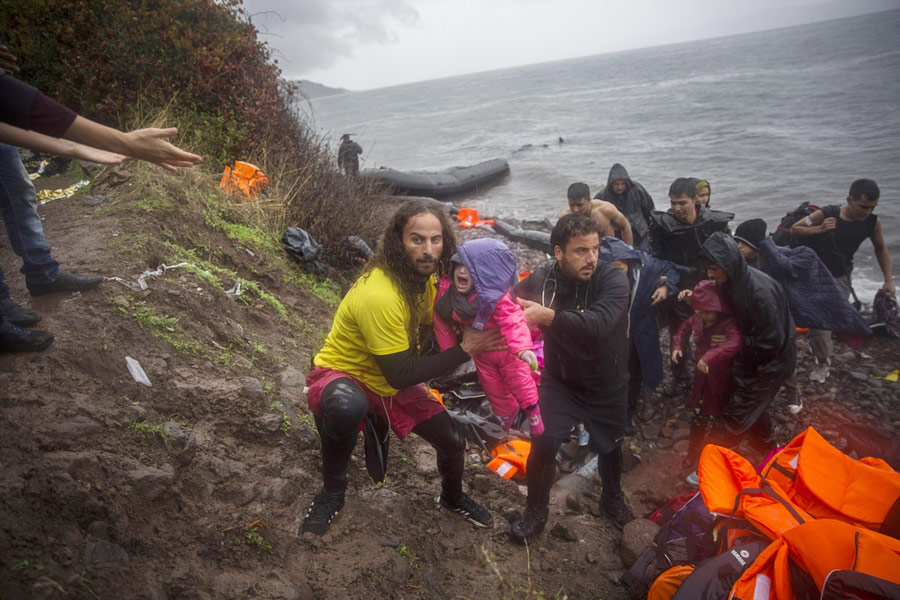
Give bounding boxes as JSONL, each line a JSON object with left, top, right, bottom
{"left": 672, "top": 279, "right": 742, "bottom": 480}
{"left": 433, "top": 238, "right": 543, "bottom": 436}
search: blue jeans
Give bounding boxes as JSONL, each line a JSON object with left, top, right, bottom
{"left": 0, "top": 143, "right": 59, "bottom": 301}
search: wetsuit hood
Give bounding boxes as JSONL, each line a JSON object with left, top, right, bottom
{"left": 606, "top": 163, "right": 632, "bottom": 192}
{"left": 457, "top": 238, "right": 518, "bottom": 330}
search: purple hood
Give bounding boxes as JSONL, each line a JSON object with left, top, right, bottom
{"left": 457, "top": 238, "right": 519, "bottom": 330}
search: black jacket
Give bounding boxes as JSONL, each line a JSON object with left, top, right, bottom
{"left": 595, "top": 163, "right": 655, "bottom": 252}
{"left": 701, "top": 232, "right": 796, "bottom": 433}
{"left": 650, "top": 205, "right": 734, "bottom": 290}
{"left": 513, "top": 260, "right": 629, "bottom": 394}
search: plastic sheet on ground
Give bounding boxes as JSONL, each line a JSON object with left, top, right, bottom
{"left": 108, "top": 262, "right": 195, "bottom": 292}
{"left": 125, "top": 356, "right": 152, "bottom": 387}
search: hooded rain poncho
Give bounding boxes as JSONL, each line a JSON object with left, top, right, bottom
{"left": 700, "top": 232, "right": 796, "bottom": 434}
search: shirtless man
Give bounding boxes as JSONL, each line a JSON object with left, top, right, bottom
{"left": 560, "top": 182, "right": 634, "bottom": 245}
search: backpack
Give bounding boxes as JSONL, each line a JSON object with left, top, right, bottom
{"left": 771, "top": 202, "right": 820, "bottom": 246}
{"left": 620, "top": 492, "right": 718, "bottom": 599}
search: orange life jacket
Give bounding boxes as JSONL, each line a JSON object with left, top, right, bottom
{"left": 729, "top": 519, "right": 900, "bottom": 600}
{"left": 760, "top": 427, "right": 900, "bottom": 532}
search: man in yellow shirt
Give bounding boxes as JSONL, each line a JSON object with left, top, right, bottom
{"left": 301, "top": 199, "right": 501, "bottom": 536}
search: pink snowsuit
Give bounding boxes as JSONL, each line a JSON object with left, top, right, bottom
{"left": 672, "top": 280, "right": 743, "bottom": 416}
{"left": 433, "top": 277, "right": 538, "bottom": 420}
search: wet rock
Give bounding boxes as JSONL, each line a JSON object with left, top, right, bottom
{"left": 86, "top": 521, "right": 109, "bottom": 540}
{"left": 113, "top": 295, "right": 130, "bottom": 309}
{"left": 673, "top": 439, "right": 690, "bottom": 453}
{"left": 126, "top": 463, "right": 175, "bottom": 501}
{"left": 260, "top": 413, "right": 285, "bottom": 433}
{"left": 163, "top": 421, "right": 196, "bottom": 450}
{"left": 166, "top": 289, "right": 181, "bottom": 296}
{"left": 672, "top": 427, "right": 690, "bottom": 442}
{"left": 242, "top": 377, "right": 265, "bottom": 401}
{"left": 224, "top": 317, "right": 244, "bottom": 339}
{"left": 83, "top": 539, "right": 130, "bottom": 566}
{"left": 234, "top": 355, "right": 253, "bottom": 369}
{"left": 657, "top": 438, "right": 674, "bottom": 449}
{"left": 849, "top": 371, "right": 868, "bottom": 382}
{"left": 550, "top": 522, "right": 579, "bottom": 542}
{"left": 660, "top": 424, "right": 674, "bottom": 438}
{"left": 641, "top": 424, "right": 660, "bottom": 440}
{"left": 621, "top": 519, "right": 660, "bottom": 566}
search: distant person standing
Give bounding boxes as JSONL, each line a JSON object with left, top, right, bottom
{"left": 337, "top": 133, "right": 362, "bottom": 175}
{"left": 595, "top": 163, "right": 655, "bottom": 251}
{"left": 788, "top": 179, "right": 894, "bottom": 382}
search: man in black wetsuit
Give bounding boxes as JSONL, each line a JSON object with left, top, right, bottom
{"left": 299, "top": 199, "right": 500, "bottom": 536}
{"left": 789, "top": 179, "right": 894, "bottom": 383}
{"left": 337, "top": 133, "right": 362, "bottom": 175}
{"left": 509, "top": 213, "right": 633, "bottom": 543}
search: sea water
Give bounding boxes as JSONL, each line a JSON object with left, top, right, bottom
{"left": 302, "top": 10, "right": 900, "bottom": 301}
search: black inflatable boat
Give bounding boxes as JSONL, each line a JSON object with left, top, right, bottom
{"left": 360, "top": 158, "right": 509, "bottom": 198}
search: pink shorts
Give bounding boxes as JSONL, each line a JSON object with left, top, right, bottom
{"left": 305, "top": 366, "right": 445, "bottom": 439}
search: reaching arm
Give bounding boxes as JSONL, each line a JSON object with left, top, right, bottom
{"left": 789, "top": 209, "right": 831, "bottom": 237}
{"left": 62, "top": 117, "right": 201, "bottom": 172}
{"left": 871, "top": 218, "right": 895, "bottom": 294}
{"left": 602, "top": 203, "right": 634, "bottom": 245}
{"left": 0, "top": 123, "right": 126, "bottom": 164}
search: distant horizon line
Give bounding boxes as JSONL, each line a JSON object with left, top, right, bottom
{"left": 295, "top": 5, "right": 899, "bottom": 95}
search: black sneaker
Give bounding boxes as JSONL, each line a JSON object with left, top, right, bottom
{"left": 0, "top": 325, "right": 54, "bottom": 353}
{"left": 600, "top": 494, "right": 634, "bottom": 530}
{"left": 299, "top": 490, "right": 344, "bottom": 536}
{"left": 0, "top": 297, "right": 41, "bottom": 326}
{"left": 510, "top": 505, "right": 549, "bottom": 545}
{"left": 27, "top": 271, "right": 103, "bottom": 297}
{"left": 437, "top": 493, "right": 493, "bottom": 528}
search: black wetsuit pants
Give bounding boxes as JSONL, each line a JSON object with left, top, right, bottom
{"left": 524, "top": 377, "right": 628, "bottom": 509}
{"left": 316, "top": 376, "right": 466, "bottom": 501}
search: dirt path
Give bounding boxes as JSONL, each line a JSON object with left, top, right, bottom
{"left": 1, "top": 163, "right": 897, "bottom": 599}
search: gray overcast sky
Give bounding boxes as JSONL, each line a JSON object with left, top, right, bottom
{"left": 242, "top": 0, "right": 900, "bottom": 90}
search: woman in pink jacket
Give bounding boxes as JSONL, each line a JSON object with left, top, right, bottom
{"left": 433, "top": 238, "right": 543, "bottom": 435}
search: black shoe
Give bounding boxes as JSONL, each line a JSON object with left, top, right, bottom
{"left": 600, "top": 494, "right": 634, "bottom": 530}
{"left": 437, "top": 493, "right": 493, "bottom": 528}
{"left": 510, "top": 505, "right": 549, "bottom": 544}
{"left": 0, "top": 297, "right": 41, "bottom": 326}
{"left": 0, "top": 325, "right": 54, "bottom": 353}
{"left": 299, "top": 490, "right": 344, "bottom": 536}
{"left": 27, "top": 271, "right": 103, "bottom": 297}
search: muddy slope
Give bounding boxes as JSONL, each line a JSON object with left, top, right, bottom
{"left": 1, "top": 165, "right": 898, "bottom": 600}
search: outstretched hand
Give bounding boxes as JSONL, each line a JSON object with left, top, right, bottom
{"left": 517, "top": 297, "right": 554, "bottom": 327}
{"left": 120, "top": 128, "right": 202, "bottom": 172}
{"left": 677, "top": 289, "right": 692, "bottom": 302}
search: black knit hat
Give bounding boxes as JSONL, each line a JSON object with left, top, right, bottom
{"left": 733, "top": 219, "right": 767, "bottom": 251}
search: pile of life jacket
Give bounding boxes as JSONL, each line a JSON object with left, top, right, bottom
{"left": 623, "top": 426, "right": 900, "bottom": 600}
{"left": 219, "top": 161, "right": 270, "bottom": 199}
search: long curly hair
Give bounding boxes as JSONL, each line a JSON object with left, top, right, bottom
{"left": 365, "top": 199, "right": 457, "bottom": 349}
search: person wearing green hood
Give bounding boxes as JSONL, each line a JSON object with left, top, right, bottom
{"left": 693, "top": 179, "right": 711, "bottom": 206}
